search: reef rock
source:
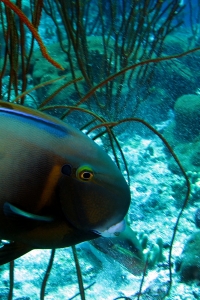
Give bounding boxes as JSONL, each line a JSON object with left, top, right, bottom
{"left": 176, "top": 231, "right": 200, "bottom": 282}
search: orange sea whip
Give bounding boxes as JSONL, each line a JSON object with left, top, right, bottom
{"left": 1, "top": 0, "right": 64, "bottom": 70}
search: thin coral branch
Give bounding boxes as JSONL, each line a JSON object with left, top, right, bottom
{"left": 38, "top": 77, "right": 83, "bottom": 108}
{"left": 1, "top": 0, "right": 64, "bottom": 70}
{"left": 8, "top": 261, "right": 14, "bottom": 300}
{"left": 40, "top": 249, "right": 55, "bottom": 300}
{"left": 11, "top": 75, "right": 67, "bottom": 104}
{"left": 72, "top": 245, "right": 85, "bottom": 300}
{"left": 69, "top": 282, "right": 96, "bottom": 300}
{"left": 75, "top": 46, "right": 200, "bottom": 108}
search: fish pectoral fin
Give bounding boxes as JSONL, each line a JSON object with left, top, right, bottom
{"left": 0, "top": 241, "right": 33, "bottom": 265}
{"left": 3, "top": 202, "right": 54, "bottom": 222}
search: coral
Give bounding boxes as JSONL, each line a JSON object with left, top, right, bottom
{"left": 1, "top": 0, "right": 64, "bottom": 70}
{"left": 174, "top": 94, "right": 200, "bottom": 141}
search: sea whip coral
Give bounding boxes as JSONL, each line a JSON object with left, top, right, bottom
{"left": 1, "top": 0, "right": 64, "bottom": 70}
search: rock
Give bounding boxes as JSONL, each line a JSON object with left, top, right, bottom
{"left": 176, "top": 231, "right": 200, "bottom": 282}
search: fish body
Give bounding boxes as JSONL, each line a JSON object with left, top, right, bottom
{"left": 0, "top": 101, "right": 130, "bottom": 264}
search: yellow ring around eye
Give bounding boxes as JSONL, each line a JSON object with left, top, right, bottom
{"left": 76, "top": 165, "right": 94, "bottom": 181}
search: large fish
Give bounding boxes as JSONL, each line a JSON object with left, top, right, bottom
{"left": 0, "top": 101, "right": 130, "bottom": 264}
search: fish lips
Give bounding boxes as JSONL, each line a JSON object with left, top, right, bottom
{"left": 58, "top": 174, "right": 130, "bottom": 233}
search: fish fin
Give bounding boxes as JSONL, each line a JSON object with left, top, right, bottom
{"left": 3, "top": 202, "right": 54, "bottom": 222}
{"left": 0, "top": 241, "right": 33, "bottom": 265}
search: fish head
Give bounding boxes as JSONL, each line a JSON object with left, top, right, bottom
{"left": 58, "top": 131, "right": 131, "bottom": 237}
{"left": 0, "top": 101, "right": 130, "bottom": 240}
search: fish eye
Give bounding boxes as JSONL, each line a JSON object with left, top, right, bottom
{"left": 76, "top": 165, "right": 94, "bottom": 181}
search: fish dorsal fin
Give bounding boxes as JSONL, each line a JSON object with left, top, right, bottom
{"left": 0, "top": 241, "right": 33, "bottom": 265}
{"left": 0, "top": 100, "right": 68, "bottom": 137}
{"left": 3, "top": 202, "right": 54, "bottom": 222}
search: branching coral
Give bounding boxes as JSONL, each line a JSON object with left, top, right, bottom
{"left": 1, "top": 0, "right": 64, "bottom": 70}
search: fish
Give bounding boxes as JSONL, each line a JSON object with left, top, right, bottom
{"left": 0, "top": 101, "right": 130, "bottom": 264}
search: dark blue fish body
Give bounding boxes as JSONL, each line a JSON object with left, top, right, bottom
{"left": 0, "top": 101, "right": 130, "bottom": 264}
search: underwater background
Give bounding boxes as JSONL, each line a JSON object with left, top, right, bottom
{"left": 0, "top": 0, "right": 200, "bottom": 299}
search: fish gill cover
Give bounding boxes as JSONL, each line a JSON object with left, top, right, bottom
{"left": 0, "top": 0, "right": 200, "bottom": 299}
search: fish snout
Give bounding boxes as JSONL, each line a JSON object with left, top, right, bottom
{"left": 59, "top": 161, "right": 131, "bottom": 234}
{"left": 93, "top": 219, "right": 126, "bottom": 237}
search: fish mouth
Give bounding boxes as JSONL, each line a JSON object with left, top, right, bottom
{"left": 92, "top": 219, "right": 126, "bottom": 237}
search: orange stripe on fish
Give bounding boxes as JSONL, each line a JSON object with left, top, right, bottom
{"left": 39, "top": 164, "right": 61, "bottom": 209}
